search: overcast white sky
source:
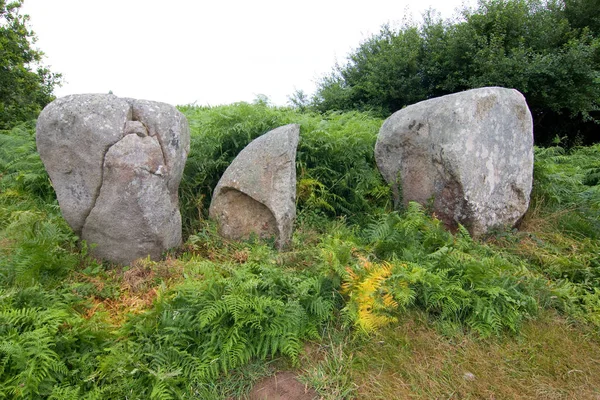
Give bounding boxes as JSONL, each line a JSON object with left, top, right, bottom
{"left": 22, "top": 0, "right": 475, "bottom": 107}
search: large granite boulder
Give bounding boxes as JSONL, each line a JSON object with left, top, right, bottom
{"left": 209, "top": 124, "right": 300, "bottom": 249}
{"left": 375, "top": 87, "right": 533, "bottom": 237}
{"left": 36, "top": 94, "right": 190, "bottom": 264}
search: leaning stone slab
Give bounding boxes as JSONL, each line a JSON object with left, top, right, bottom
{"left": 209, "top": 124, "right": 300, "bottom": 249}
{"left": 375, "top": 87, "right": 534, "bottom": 237}
{"left": 36, "top": 94, "right": 190, "bottom": 264}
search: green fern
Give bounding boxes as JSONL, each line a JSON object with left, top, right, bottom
{"left": 0, "top": 307, "right": 69, "bottom": 397}
{"left": 89, "top": 260, "right": 335, "bottom": 396}
{"left": 346, "top": 203, "right": 540, "bottom": 336}
{"left": 178, "top": 104, "right": 386, "bottom": 234}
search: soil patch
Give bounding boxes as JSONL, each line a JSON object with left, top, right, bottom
{"left": 248, "top": 371, "right": 318, "bottom": 400}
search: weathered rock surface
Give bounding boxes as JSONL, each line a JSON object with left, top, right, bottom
{"left": 375, "top": 87, "right": 533, "bottom": 236}
{"left": 209, "top": 124, "right": 300, "bottom": 249}
{"left": 35, "top": 94, "right": 132, "bottom": 233}
{"left": 36, "top": 94, "right": 190, "bottom": 264}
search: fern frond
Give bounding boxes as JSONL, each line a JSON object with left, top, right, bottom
{"left": 150, "top": 380, "right": 174, "bottom": 400}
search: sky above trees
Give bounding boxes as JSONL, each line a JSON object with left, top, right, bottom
{"left": 21, "top": 0, "right": 475, "bottom": 106}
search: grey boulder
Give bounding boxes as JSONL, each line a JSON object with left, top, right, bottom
{"left": 375, "top": 87, "right": 534, "bottom": 236}
{"left": 209, "top": 124, "right": 300, "bottom": 249}
{"left": 36, "top": 94, "right": 190, "bottom": 264}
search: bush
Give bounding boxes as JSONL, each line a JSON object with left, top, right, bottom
{"left": 0, "top": 1, "right": 61, "bottom": 129}
{"left": 313, "top": 0, "right": 600, "bottom": 145}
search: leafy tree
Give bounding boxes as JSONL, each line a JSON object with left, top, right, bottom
{"left": 563, "top": 0, "right": 600, "bottom": 35}
{"left": 313, "top": 0, "right": 600, "bottom": 145}
{"left": 0, "top": 0, "right": 60, "bottom": 130}
{"left": 313, "top": 25, "right": 427, "bottom": 115}
{"left": 426, "top": 0, "right": 600, "bottom": 144}
{"left": 287, "top": 88, "right": 310, "bottom": 111}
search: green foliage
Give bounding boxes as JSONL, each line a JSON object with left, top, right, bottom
{"left": 178, "top": 103, "right": 388, "bottom": 235}
{"left": 313, "top": 0, "right": 600, "bottom": 145}
{"left": 497, "top": 144, "right": 600, "bottom": 326}
{"left": 0, "top": 123, "right": 77, "bottom": 287}
{"left": 0, "top": 1, "right": 61, "bottom": 129}
{"left": 0, "top": 304, "right": 69, "bottom": 398}
{"left": 0, "top": 208, "right": 79, "bottom": 287}
{"left": 287, "top": 89, "right": 311, "bottom": 112}
{"left": 0, "top": 286, "right": 114, "bottom": 399}
{"left": 1, "top": 104, "right": 600, "bottom": 396}
{"left": 0, "top": 121, "right": 55, "bottom": 203}
{"left": 339, "top": 203, "right": 539, "bottom": 337}
{"left": 314, "top": 25, "right": 427, "bottom": 114}
{"left": 0, "top": 113, "right": 339, "bottom": 399}
{"left": 532, "top": 144, "right": 600, "bottom": 236}
{"left": 563, "top": 0, "right": 600, "bottom": 36}
{"left": 294, "top": 111, "right": 390, "bottom": 220}
{"left": 0, "top": 124, "right": 115, "bottom": 398}
{"left": 177, "top": 102, "right": 285, "bottom": 234}
{"left": 90, "top": 260, "right": 335, "bottom": 398}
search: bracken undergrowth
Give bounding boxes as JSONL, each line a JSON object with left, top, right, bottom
{"left": 1, "top": 108, "right": 599, "bottom": 398}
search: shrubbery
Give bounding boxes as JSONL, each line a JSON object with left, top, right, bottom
{"left": 0, "top": 1, "right": 61, "bottom": 130}
{"left": 178, "top": 103, "right": 388, "bottom": 235}
{"left": 312, "top": 0, "right": 600, "bottom": 145}
{"left": 1, "top": 1, "right": 599, "bottom": 396}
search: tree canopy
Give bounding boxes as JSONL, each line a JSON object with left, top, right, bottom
{"left": 312, "top": 0, "right": 600, "bottom": 145}
{"left": 0, "top": 0, "right": 60, "bottom": 130}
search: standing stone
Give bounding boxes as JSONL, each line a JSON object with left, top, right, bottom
{"left": 375, "top": 87, "right": 533, "bottom": 237}
{"left": 209, "top": 124, "right": 300, "bottom": 249}
{"left": 36, "top": 94, "right": 190, "bottom": 264}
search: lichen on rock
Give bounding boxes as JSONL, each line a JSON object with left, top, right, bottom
{"left": 36, "top": 94, "right": 190, "bottom": 265}
{"left": 375, "top": 87, "right": 534, "bottom": 236}
{"left": 209, "top": 124, "right": 300, "bottom": 249}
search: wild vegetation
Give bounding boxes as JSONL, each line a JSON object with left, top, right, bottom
{"left": 1, "top": 103, "right": 600, "bottom": 398}
{"left": 306, "top": 0, "right": 600, "bottom": 145}
{"left": 1, "top": 0, "right": 600, "bottom": 398}
{"left": 0, "top": 0, "right": 61, "bottom": 130}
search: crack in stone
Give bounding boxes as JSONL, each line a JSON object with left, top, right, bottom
{"left": 131, "top": 101, "right": 169, "bottom": 175}
{"left": 150, "top": 125, "right": 168, "bottom": 175}
{"left": 80, "top": 142, "right": 112, "bottom": 235}
{"left": 80, "top": 105, "right": 133, "bottom": 234}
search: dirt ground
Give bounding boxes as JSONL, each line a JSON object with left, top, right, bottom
{"left": 248, "top": 371, "right": 318, "bottom": 400}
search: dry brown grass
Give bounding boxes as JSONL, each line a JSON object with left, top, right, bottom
{"left": 0, "top": 238, "right": 14, "bottom": 254}
{"left": 350, "top": 311, "right": 600, "bottom": 399}
{"left": 518, "top": 198, "right": 572, "bottom": 234}
{"left": 486, "top": 199, "right": 598, "bottom": 292}
{"left": 78, "top": 257, "right": 187, "bottom": 325}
